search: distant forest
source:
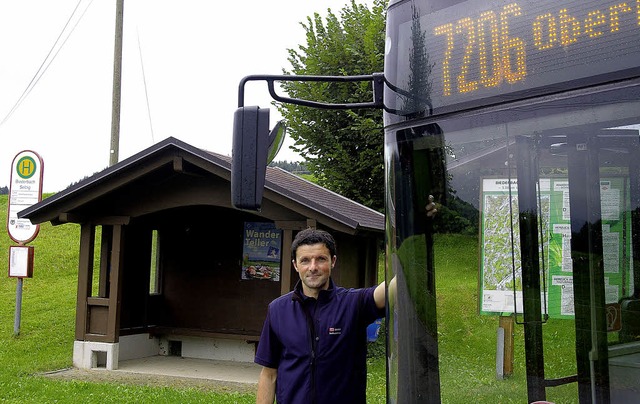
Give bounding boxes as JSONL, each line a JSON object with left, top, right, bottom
{"left": 0, "top": 186, "right": 7, "bottom": 195}
{"left": 269, "top": 160, "right": 309, "bottom": 174}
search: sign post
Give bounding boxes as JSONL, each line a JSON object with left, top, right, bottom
{"left": 6, "top": 150, "right": 43, "bottom": 336}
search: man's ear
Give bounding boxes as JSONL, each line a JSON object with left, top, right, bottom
{"left": 292, "top": 260, "right": 299, "bottom": 273}
{"left": 331, "top": 256, "right": 337, "bottom": 268}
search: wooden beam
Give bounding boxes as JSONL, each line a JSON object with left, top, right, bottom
{"left": 75, "top": 224, "right": 95, "bottom": 341}
{"left": 273, "top": 220, "right": 308, "bottom": 230}
{"left": 84, "top": 333, "right": 116, "bottom": 343}
{"left": 173, "top": 156, "right": 184, "bottom": 173}
{"left": 87, "top": 297, "right": 110, "bottom": 307}
{"left": 364, "top": 237, "right": 380, "bottom": 287}
{"left": 281, "top": 229, "right": 293, "bottom": 295}
{"left": 57, "top": 213, "right": 130, "bottom": 225}
{"left": 106, "top": 224, "right": 124, "bottom": 343}
{"left": 148, "top": 327, "right": 260, "bottom": 342}
{"left": 499, "top": 315, "right": 515, "bottom": 377}
{"left": 56, "top": 212, "right": 81, "bottom": 224}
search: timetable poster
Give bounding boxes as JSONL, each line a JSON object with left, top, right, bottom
{"left": 241, "top": 222, "right": 282, "bottom": 281}
{"left": 547, "top": 178, "right": 634, "bottom": 318}
{"left": 479, "top": 177, "right": 634, "bottom": 318}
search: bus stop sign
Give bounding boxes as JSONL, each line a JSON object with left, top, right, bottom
{"left": 7, "top": 150, "right": 43, "bottom": 244}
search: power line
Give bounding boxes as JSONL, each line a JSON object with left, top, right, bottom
{"left": 0, "top": 0, "right": 94, "bottom": 128}
{"left": 137, "top": 27, "right": 155, "bottom": 144}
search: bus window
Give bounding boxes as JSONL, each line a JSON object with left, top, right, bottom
{"left": 384, "top": 0, "right": 640, "bottom": 402}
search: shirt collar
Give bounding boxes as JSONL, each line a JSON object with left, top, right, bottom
{"left": 292, "top": 278, "right": 336, "bottom": 303}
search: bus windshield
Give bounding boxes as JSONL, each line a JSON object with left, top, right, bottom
{"left": 384, "top": 0, "right": 640, "bottom": 403}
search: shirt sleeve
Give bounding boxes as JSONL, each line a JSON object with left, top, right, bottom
{"left": 254, "top": 304, "right": 281, "bottom": 368}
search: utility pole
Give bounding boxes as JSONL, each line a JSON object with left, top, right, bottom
{"left": 109, "top": 0, "right": 124, "bottom": 166}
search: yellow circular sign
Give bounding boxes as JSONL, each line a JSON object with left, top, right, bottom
{"left": 16, "top": 156, "right": 37, "bottom": 179}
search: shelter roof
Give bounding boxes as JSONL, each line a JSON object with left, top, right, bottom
{"left": 19, "top": 137, "right": 383, "bottom": 234}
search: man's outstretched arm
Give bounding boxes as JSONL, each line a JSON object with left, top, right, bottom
{"left": 374, "top": 280, "right": 385, "bottom": 309}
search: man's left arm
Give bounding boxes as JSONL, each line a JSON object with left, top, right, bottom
{"left": 374, "top": 281, "right": 385, "bottom": 309}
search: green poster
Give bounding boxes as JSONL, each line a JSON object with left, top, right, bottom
{"left": 479, "top": 177, "right": 633, "bottom": 318}
{"left": 547, "top": 178, "right": 634, "bottom": 318}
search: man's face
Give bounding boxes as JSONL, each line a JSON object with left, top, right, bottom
{"left": 293, "top": 243, "right": 336, "bottom": 297}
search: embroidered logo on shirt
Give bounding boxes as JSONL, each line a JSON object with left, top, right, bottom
{"left": 328, "top": 327, "right": 342, "bottom": 335}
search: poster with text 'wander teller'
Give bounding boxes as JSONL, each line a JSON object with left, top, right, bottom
{"left": 241, "top": 222, "right": 282, "bottom": 281}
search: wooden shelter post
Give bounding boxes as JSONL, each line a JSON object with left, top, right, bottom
{"left": 75, "top": 223, "right": 95, "bottom": 341}
{"left": 106, "top": 224, "right": 124, "bottom": 342}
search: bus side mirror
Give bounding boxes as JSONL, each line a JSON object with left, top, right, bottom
{"left": 231, "top": 106, "right": 286, "bottom": 210}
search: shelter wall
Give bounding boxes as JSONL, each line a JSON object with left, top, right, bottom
{"left": 118, "top": 207, "right": 380, "bottom": 340}
{"left": 119, "top": 206, "right": 280, "bottom": 338}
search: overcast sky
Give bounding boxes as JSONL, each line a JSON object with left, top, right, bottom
{"left": 0, "top": 0, "right": 374, "bottom": 192}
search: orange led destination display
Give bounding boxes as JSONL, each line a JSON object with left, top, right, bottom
{"left": 397, "top": 0, "right": 640, "bottom": 111}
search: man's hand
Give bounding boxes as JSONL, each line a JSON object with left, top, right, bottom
{"left": 426, "top": 194, "right": 437, "bottom": 218}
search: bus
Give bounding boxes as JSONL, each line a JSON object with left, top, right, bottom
{"left": 232, "top": 0, "right": 640, "bottom": 402}
{"left": 384, "top": 0, "right": 639, "bottom": 402}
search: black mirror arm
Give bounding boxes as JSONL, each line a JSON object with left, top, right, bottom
{"left": 238, "top": 73, "right": 384, "bottom": 110}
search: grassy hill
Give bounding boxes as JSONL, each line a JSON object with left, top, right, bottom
{"left": 0, "top": 195, "right": 579, "bottom": 403}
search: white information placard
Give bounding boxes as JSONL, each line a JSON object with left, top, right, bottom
{"left": 8, "top": 245, "right": 34, "bottom": 278}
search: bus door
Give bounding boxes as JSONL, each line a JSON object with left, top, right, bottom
{"left": 515, "top": 130, "right": 640, "bottom": 403}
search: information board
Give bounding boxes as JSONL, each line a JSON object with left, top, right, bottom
{"left": 479, "top": 177, "right": 634, "bottom": 318}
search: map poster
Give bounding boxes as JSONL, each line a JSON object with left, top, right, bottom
{"left": 241, "top": 222, "right": 282, "bottom": 281}
{"left": 480, "top": 177, "right": 634, "bottom": 319}
{"left": 479, "top": 178, "right": 550, "bottom": 316}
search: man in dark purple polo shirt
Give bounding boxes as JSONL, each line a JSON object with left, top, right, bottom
{"left": 255, "top": 228, "right": 385, "bottom": 404}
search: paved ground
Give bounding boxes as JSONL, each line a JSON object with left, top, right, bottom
{"left": 42, "top": 356, "right": 261, "bottom": 394}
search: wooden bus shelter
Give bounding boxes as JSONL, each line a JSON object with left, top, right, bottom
{"left": 20, "top": 137, "right": 383, "bottom": 370}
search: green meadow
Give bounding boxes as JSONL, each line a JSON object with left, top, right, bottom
{"left": 0, "top": 195, "right": 579, "bottom": 403}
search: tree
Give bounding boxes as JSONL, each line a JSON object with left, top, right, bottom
{"left": 278, "top": 0, "right": 386, "bottom": 212}
{"left": 0, "top": 186, "right": 8, "bottom": 195}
